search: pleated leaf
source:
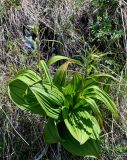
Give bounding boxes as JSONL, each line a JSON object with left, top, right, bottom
{"left": 84, "top": 97, "right": 103, "bottom": 128}
{"left": 62, "top": 107, "right": 100, "bottom": 145}
{"left": 30, "top": 82, "right": 65, "bottom": 119}
{"left": 58, "top": 122, "right": 101, "bottom": 157}
{"left": 83, "top": 85, "right": 119, "bottom": 120}
{"left": 63, "top": 73, "right": 83, "bottom": 96}
{"left": 53, "top": 61, "right": 70, "bottom": 88}
{"left": 43, "top": 119, "right": 62, "bottom": 143}
{"left": 8, "top": 69, "right": 65, "bottom": 119}
{"left": 8, "top": 70, "right": 46, "bottom": 115}
{"left": 15, "top": 69, "right": 41, "bottom": 85}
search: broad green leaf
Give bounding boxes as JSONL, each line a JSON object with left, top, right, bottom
{"left": 62, "top": 107, "right": 100, "bottom": 145}
{"left": 53, "top": 61, "right": 70, "bottom": 88}
{"left": 84, "top": 97, "right": 103, "bottom": 128}
{"left": 58, "top": 122, "right": 101, "bottom": 157}
{"left": 8, "top": 69, "right": 46, "bottom": 114}
{"left": 47, "top": 55, "right": 82, "bottom": 67}
{"left": 38, "top": 60, "right": 52, "bottom": 84}
{"left": 63, "top": 73, "right": 83, "bottom": 96}
{"left": 8, "top": 69, "right": 64, "bottom": 118}
{"left": 73, "top": 99, "right": 89, "bottom": 110}
{"left": 53, "top": 58, "right": 82, "bottom": 88}
{"left": 31, "top": 82, "right": 65, "bottom": 119}
{"left": 73, "top": 96, "right": 103, "bottom": 128}
{"left": 8, "top": 79, "right": 46, "bottom": 115}
{"left": 63, "top": 73, "right": 84, "bottom": 108}
{"left": 47, "top": 55, "right": 69, "bottom": 67}
{"left": 15, "top": 69, "right": 41, "bottom": 86}
{"left": 83, "top": 85, "right": 119, "bottom": 120}
{"left": 43, "top": 119, "right": 62, "bottom": 143}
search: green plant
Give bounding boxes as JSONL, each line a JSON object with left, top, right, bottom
{"left": 3, "top": 0, "right": 21, "bottom": 10}
{"left": 8, "top": 55, "right": 119, "bottom": 158}
{"left": 114, "top": 144, "right": 127, "bottom": 155}
{"left": 90, "top": 0, "right": 123, "bottom": 51}
{"left": 77, "top": 47, "right": 116, "bottom": 75}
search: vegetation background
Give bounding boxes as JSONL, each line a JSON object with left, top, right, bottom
{"left": 0, "top": 0, "right": 127, "bottom": 159}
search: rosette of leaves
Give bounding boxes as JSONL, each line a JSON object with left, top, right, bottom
{"left": 8, "top": 55, "right": 119, "bottom": 158}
